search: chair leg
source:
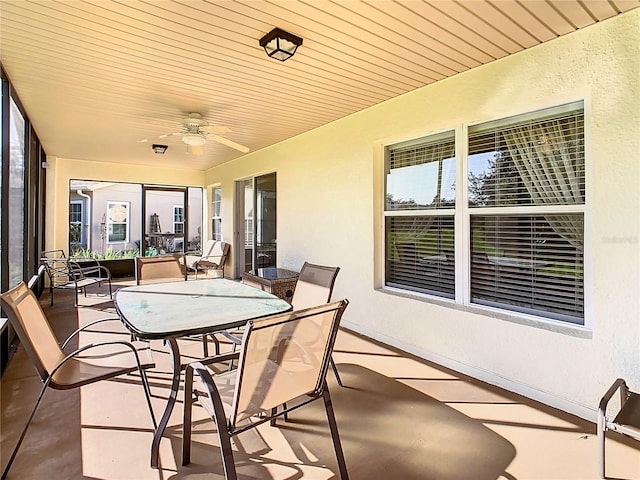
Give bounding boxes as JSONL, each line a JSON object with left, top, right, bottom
{"left": 201, "top": 334, "right": 221, "bottom": 357}
{"left": 331, "top": 357, "right": 344, "bottom": 387}
{"left": 597, "top": 407, "right": 606, "bottom": 479}
{"left": 1, "top": 380, "right": 50, "bottom": 480}
{"left": 202, "top": 335, "right": 209, "bottom": 357}
{"left": 212, "top": 334, "right": 221, "bottom": 356}
{"left": 322, "top": 385, "right": 349, "bottom": 480}
{"left": 214, "top": 409, "right": 236, "bottom": 479}
{"left": 182, "top": 365, "right": 195, "bottom": 465}
{"left": 183, "top": 365, "right": 238, "bottom": 480}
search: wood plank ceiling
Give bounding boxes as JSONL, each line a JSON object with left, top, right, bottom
{"left": 1, "top": 0, "right": 638, "bottom": 170}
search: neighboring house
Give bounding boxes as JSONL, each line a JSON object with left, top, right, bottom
{"left": 68, "top": 182, "right": 202, "bottom": 255}
{"left": 44, "top": 10, "right": 640, "bottom": 422}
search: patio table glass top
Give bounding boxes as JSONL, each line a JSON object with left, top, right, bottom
{"left": 114, "top": 278, "right": 292, "bottom": 340}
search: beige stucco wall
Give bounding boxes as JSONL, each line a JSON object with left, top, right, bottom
{"left": 204, "top": 11, "right": 640, "bottom": 420}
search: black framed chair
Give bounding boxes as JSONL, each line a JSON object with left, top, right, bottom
{"left": 0, "top": 282, "right": 156, "bottom": 480}
{"left": 182, "top": 299, "right": 349, "bottom": 480}
{"left": 598, "top": 378, "right": 640, "bottom": 478}
{"left": 41, "top": 250, "right": 112, "bottom": 307}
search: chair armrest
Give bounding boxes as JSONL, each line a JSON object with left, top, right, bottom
{"left": 599, "top": 378, "right": 629, "bottom": 418}
{"left": 60, "top": 317, "right": 123, "bottom": 350}
{"left": 51, "top": 340, "right": 155, "bottom": 383}
{"left": 220, "top": 331, "right": 242, "bottom": 345}
{"left": 70, "top": 261, "right": 112, "bottom": 280}
{"left": 181, "top": 350, "right": 240, "bottom": 371}
{"left": 195, "top": 255, "right": 223, "bottom": 268}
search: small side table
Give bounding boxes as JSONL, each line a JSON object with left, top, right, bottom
{"left": 242, "top": 267, "right": 299, "bottom": 304}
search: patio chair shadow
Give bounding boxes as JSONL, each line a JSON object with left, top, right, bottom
{"left": 168, "top": 363, "right": 516, "bottom": 480}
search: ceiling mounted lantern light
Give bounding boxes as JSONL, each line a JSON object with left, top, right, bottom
{"left": 152, "top": 144, "right": 168, "bottom": 154}
{"left": 259, "top": 27, "right": 303, "bottom": 61}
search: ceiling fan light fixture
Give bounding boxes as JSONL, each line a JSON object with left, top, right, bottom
{"left": 259, "top": 27, "right": 303, "bottom": 62}
{"left": 182, "top": 132, "right": 206, "bottom": 146}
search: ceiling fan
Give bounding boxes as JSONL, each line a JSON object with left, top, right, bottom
{"left": 144, "top": 113, "right": 250, "bottom": 155}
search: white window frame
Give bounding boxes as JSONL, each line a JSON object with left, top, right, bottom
{"left": 211, "top": 186, "right": 222, "bottom": 241}
{"left": 381, "top": 101, "right": 587, "bottom": 330}
{"left": 69, "top": 200, "right": 84, "bottom": 245}
{"left": 106, "top": 201, "right": 129, "bottom": 244}
{"left": 173, "top": 204, "right": 185, "bottom": 234}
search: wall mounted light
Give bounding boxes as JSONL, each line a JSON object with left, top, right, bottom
{"left": 152, "top": 144, "right": 168, "bottom": 154}
{"left": 259, "top": 27, "right": 303, "bottom": 62}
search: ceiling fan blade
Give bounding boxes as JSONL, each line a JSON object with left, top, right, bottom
{"left": 211, "top": 135, "right": 250, "bottom": 153}
{"left": 200, "top": 125, "right": 231, "bottom": 135}
{"left": 190, "top": 144, "right": 205, "bottom": 156}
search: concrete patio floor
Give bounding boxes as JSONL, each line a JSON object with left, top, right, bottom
{"left": 1, "top": 280, "right": 638, "bottom": 479}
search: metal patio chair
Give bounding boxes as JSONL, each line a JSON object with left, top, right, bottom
{"left": 135, "top": 255, "right": 187, "bottom": 284}
{"left": 41, "top": 250, "right": 112, "bottom": 306}
{"left": 0, "top": 282, "right": 156, "bottom": 480}
{"left": 292, "top": 262, "right": 344, "bottom": 386}
{"left": 598, "top": 378, "right": 640, "bottom": 478}
{"left": 182, "top": 299, "right": 350, "bottom": 480}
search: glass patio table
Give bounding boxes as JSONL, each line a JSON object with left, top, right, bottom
{"left": 114, "top": 278, "right": 292, "bottom": 468}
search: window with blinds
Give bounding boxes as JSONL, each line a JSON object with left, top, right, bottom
{"left": 385, "top": 131, "right": 456, "bottom": 298}
{"left": 386, "top": 215, "right": 455, "bottom": 298}
{"left": 468, "top": 102, "right": 585, "bottom": 323}
{"left": 382, "top": 101, "right": 586, "bottom": 325}
{"left": 470, "top": 215, "right": 584, "bottom": 323}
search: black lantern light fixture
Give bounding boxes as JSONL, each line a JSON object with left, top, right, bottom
{"left": 152, "top": 144, "right": 168, "bottom": 154}
{"left": 259, "top": 27, "right": 303, "bottom": 62}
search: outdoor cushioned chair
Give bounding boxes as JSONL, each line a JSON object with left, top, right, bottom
{"left": 598, "top": 378, "right": 640, "bottom": 478}
{"left": 180, "top": 240, "right": 230, "bottom": 279}
{"left": 0, "top": 282, "right": 156, "bottom": 480}
{"left": 292, "top": 262, "right": 344, "bottom": 386}
{"left": 41, "top": 250, "right": 112, "bottom": 306}
{"left": 182, "top": 299, "right": 350, "bottom": 480}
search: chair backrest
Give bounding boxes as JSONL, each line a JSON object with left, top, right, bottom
{"left": 201, "top": 240, "right": 217, "bottom": 257}
{"left": 41, "top": 257, "right": 73, "bottom": 287}
{"left": 0, "top": 282, "right": 65, "bottom": 382}
{"left": 229, "top": 299, "right": 348, "bottom": 429}
{"left": 210, "top": 241, "right": 230, "bottom": 265}
{"left": 41, "top": 249, "right": 66, "bottom": 260}
{"left": 135, "top": 255, "right": 186, "bottom": 285}
{"left": 291, "top": 262, "right": 340, "bottom": 310}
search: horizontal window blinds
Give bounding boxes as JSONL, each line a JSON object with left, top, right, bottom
{"left": 470, "top": 214, "right": 584, "bottom": 323}
{"left": 386, "top": 133, "right": 456, "bottom": 210}
{"left": 386, "top": 215, "right": 455, "bottom": 298}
